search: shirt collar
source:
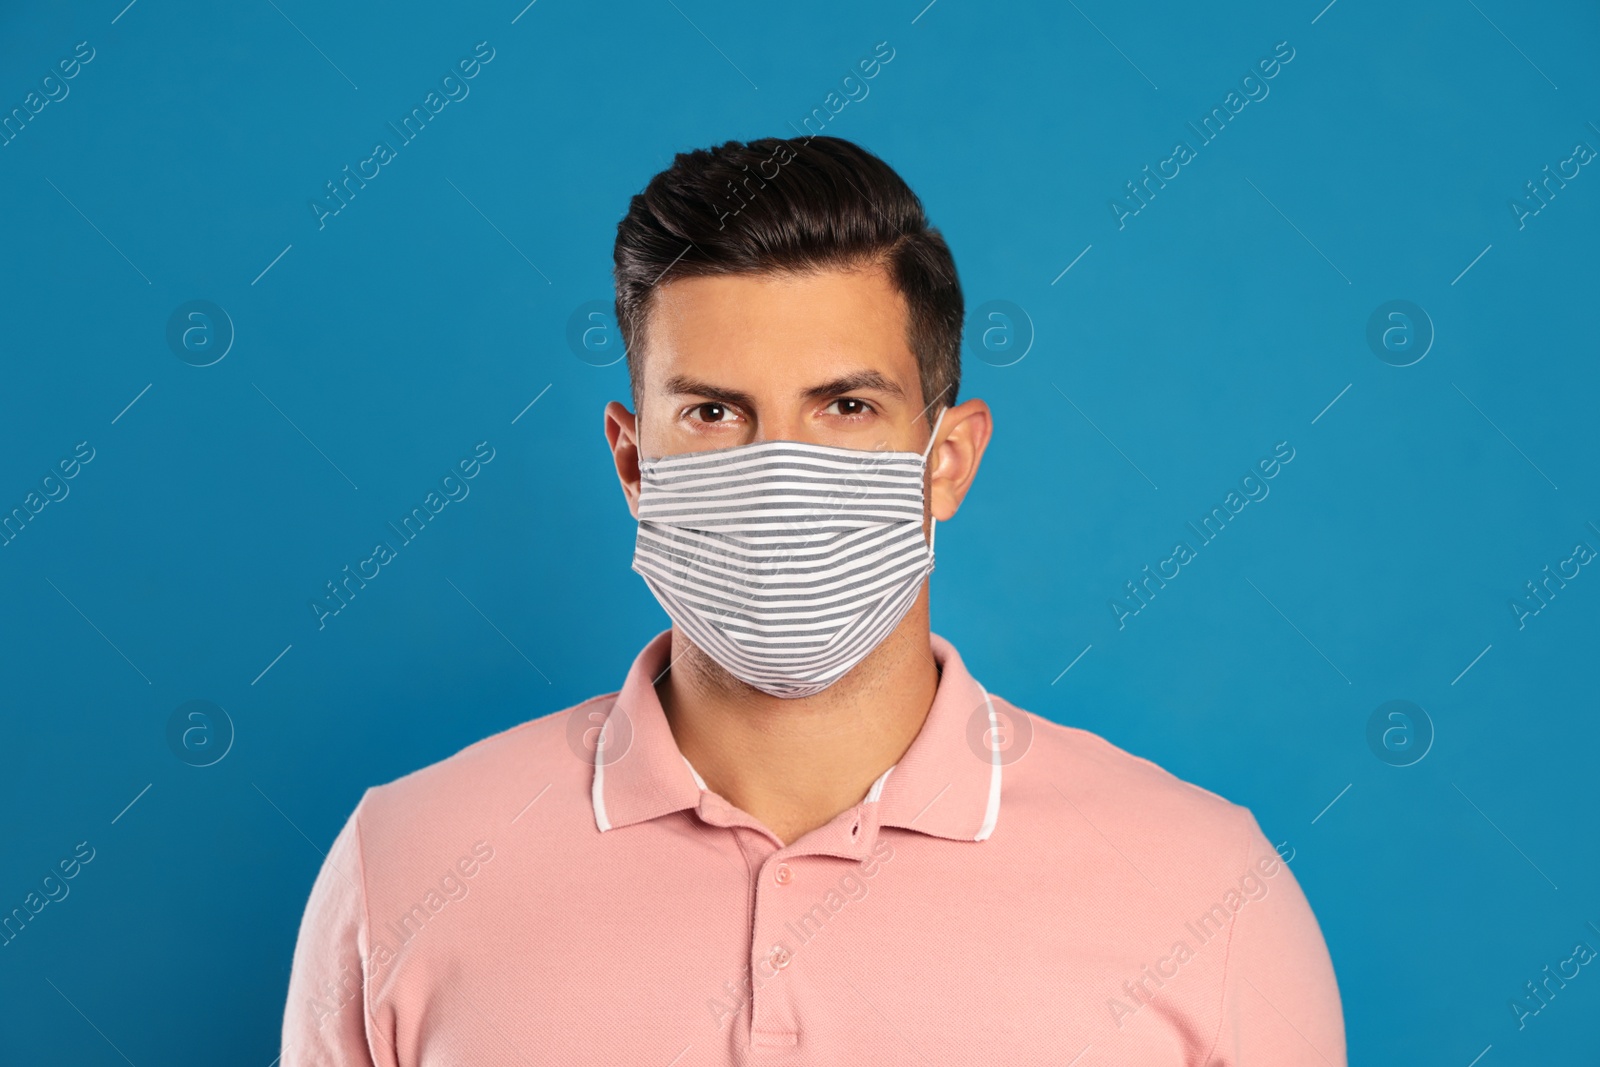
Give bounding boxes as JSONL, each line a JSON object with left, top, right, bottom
{"left": 591, "top": 628, "right": 1003, "bottom": 845}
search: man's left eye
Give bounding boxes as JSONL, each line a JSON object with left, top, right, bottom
{"left": 827, "top": 398, "right": 874, "bottom": 417}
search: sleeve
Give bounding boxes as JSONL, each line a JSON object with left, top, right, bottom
{"left": 281, "top": 794, "right": 388, "bottom": 1067}
{"left": 1205, "top": 806, "right": 1347, "bottom": 1067}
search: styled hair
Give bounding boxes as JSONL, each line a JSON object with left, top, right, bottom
{"left": 612, "top": 136, "right": 962, "bottom": 426}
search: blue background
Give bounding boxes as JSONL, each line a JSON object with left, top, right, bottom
{"left": 2, "top": 0, "right": 1597, "bottom": 1062}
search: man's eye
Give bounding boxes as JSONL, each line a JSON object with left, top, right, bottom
{"left": 690, "top": 403, "right": 731, "bottom": 423}
{"left": 827, "top": 398, "right": 874, "bottom": 417}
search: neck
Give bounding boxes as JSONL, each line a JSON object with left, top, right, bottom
{"left": 657, "top": 592, "right": 941, "bottom": 848}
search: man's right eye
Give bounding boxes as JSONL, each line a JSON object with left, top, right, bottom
{"left": 690, "top": 403, "right": 729, "bottom": 423}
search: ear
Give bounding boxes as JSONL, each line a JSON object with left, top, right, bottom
{"left": 604, "top": 400, "right": 642, "bottom": 520}
{"left": 927, "top": 398, "right": 992, "bottom": 522}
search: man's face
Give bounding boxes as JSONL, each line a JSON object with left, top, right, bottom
{"left": 604, "top": 261, "right": 989, "bottom": 526}
{"left": 633, "top": 262, "right": 930, "bottom": 459}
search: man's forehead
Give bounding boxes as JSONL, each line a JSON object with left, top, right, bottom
{"left": 640, "top": 267, "right": 919, "bottom": 396}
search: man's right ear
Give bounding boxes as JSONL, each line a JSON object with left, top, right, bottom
{"left": 603, "top": 401, "right": 642, "bottom": 520}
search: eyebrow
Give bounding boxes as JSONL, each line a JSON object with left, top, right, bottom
{"left": 662, "top": 370, "right": 906, "bottom": 407}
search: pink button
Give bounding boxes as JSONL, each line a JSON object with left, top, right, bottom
{"left": 774, "top": 863, "right": 793, "bottom": 885}
{"left": 770, "top": 946, "right": 791, "bottom": 969}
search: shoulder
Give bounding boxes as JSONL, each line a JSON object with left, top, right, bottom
{"left": 348, "top": 692, "right": 615, "bottom": 866}
{"left": 987, "top": 692, "right": 1255, "bottom": 872}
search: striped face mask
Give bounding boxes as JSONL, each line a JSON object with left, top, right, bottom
{"left": 632, "top": 406, "right": 948, "bottom": 699}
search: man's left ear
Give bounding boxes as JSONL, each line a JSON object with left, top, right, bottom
{"left": 928, "top": 398, "right": 992, "bottom": 521}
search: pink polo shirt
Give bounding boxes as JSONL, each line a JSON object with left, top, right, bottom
{"left": 282, "top": 629, "right": 1345, "bottom": 1065}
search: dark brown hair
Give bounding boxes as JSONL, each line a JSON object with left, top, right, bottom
{"left": 612, "top": 136, "right": 962, "bottom": 426}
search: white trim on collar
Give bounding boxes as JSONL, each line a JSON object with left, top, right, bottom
{"left": 681, "top": 754, "right": 708, "bottom": 791}
{"left": 593, "top": 719, "right": 612, "bottom": 832}
{"left": 975, "top": 683, "right": 1002, "bottom": 842}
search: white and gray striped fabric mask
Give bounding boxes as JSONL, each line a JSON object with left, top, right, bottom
{"left": 632, "top": 406, "right": 948, "bottom": 698}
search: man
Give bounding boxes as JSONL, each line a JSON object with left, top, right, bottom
{"left": 282, "top": 135, "right": 1346, "bottom": 1065}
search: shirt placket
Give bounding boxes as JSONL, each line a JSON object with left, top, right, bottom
{"left": 741, "top": 802, "right": 878, "bottom": 1062}
{"left": 692, "top": 777, "right": 881, "bottom": 1063}
{"left": 747, "top": 845, "right": 802, "bottom": 1054}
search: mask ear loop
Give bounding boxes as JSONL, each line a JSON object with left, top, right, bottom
{"left": 921, "top": 405, "right": 948, "bottom": 461}
{"left": 921, "top": 405, "right": 948, "bottom": 555}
